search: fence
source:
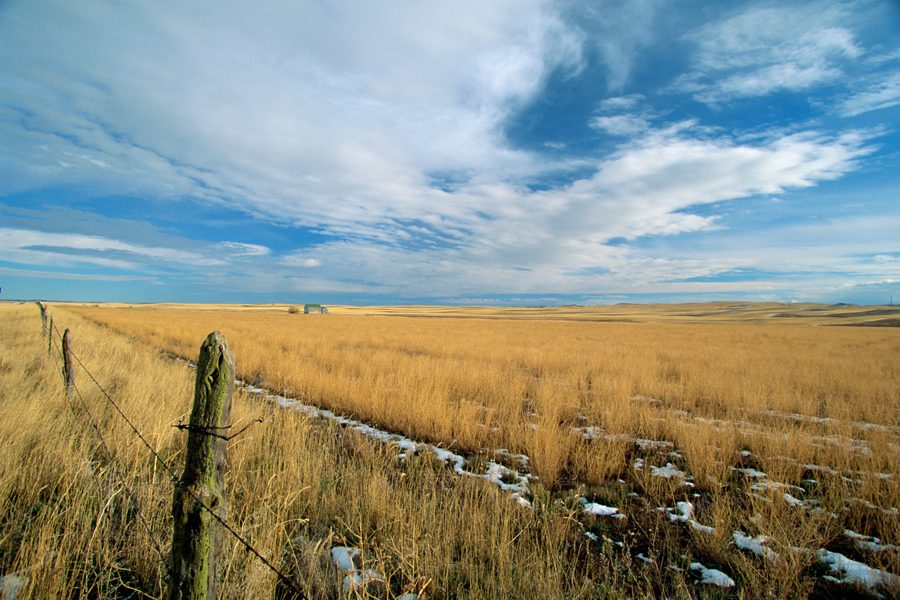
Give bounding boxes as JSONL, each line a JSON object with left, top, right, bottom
{"left": 36, "top": 302, "right": 304, "bottom": 599}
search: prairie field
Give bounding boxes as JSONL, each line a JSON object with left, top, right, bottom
{"left": 1, "top": 301, "right": 898, "bottom": 598}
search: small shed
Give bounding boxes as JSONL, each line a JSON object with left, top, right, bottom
{"left": 303, "top": 304, "right": 328, "bottom": 314}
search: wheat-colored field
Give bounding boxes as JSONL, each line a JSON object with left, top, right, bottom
{"left": 2, "top": 301, "right": 898, "bottom": 598}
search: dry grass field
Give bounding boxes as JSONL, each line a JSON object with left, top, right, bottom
{"left": 1, "top": 301, "right": 898, "bottom": 598}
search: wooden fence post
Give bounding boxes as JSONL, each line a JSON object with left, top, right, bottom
{"left": 37, "top": 302, "right": 46, "bottom": 337}
{"left": 61, "top": 329, "right": 75, "bottom": 402}
{"left": 168, "top": 331, "right": 235, "bottom": 600}
{"left": 47, "top": 314, "right": 53, "bottom": 356}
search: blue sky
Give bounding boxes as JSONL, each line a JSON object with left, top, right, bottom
{"left": 1, "top": 1, "right": 898, "bottom": 305}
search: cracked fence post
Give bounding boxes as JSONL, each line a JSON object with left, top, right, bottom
{"left": 168, "top": 331, "right": 235, "bottom": 600}
{"left": 37, "top": 302, "right": 46, "bottom": 336}
{"left": 62, "top": 329, "right": 75, "bottom": 402}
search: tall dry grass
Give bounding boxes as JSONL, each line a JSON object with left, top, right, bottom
{"left": 58, "top": 303, "right": 900, "bottom": 597}
{"left": 1, "top": 303, "right": 656, "bottom": 598}
{"left": 13, "top": 307, "right": 888, "bottom": 597}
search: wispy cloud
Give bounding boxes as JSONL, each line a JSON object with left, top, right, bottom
{"left": 839, "top": 71, "right": 900, "bottom": 116}
{"left": 0, "top": 228, "right": 224, "bottom": 270}
{"left": 0, "top": 1, "right": 896, "bottom": 304}
{"left": 674, "top": 3, "right": 861, "bottom": 104}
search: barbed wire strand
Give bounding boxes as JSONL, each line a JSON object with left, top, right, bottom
{"left": 49, "top": 318, "right": 304, "bottom": 597}
{"left": 67, "top": 375, "right": 173, "bottom": 577}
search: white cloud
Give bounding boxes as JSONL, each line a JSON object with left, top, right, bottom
{"left": 597, "top": 94, "right": 644, "bottom": 112}
{"left": 251, "top": 125, "right": 871, "bottom": 296}
{"left": 0, "top": 266, "right": 156, "bottom": 282}
{"left": 0, "top": 2, "right": 890, "bottom": 301}
{"left": 839, "top": 71, "right": 900, "bottom": 116}
{"left": 0, "top": 1, "right": 594, "bottom": 260}
{"left": 563, "top": 1, "right": 660, "bottom": 90}
{"left": 0, "top": 228, "right": 225, "bottom": 270}
{"left": 282, "top": 255, "right": 322, "bottom": 268}
{"left": 590, "top": 114, "right": 650, "bottom": 136}
{"left": 218, "top": 242, "right": 270, "bottom": 257}
{"left": 676, "top": 3, "right": 861, "bottom": 103}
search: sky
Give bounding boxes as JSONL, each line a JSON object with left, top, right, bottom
{"left": 1, "top": 0, "right": 898, "bottom": 305}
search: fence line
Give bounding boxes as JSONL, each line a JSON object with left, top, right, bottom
{"left": 43, "top": 310, "right": 305, "bottom": 597}
{"left": 47, "top": 329, "right": 171, "bottom": 578}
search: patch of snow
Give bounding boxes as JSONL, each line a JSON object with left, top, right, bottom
{"left": 817, "top": 549, "right": 900, "bottom": 589}
{"left": 342, "top": 569, "right": 385, "bottom": 593}
{"left": 635, "top": 438, "right": 674, "bottom": 451}
{"left": 689, "top": 562, "right": 735, "bottom": 588}
{"left": 650, "top": 463, "right": 686, "bottom": 479}
{"left": 659, "top": 502, "right": 716, "bottom": 535}
{"left": 733, "top": 467, "right": 767, "bottom": 479}
{"left": 843, "top": 530, "right": 898, "bottom": 553}
{"left": 633, "top": 458, "right": 644, "bottom": 471}
{"left": 733, "top": 531, "right": 779, "bottom": 561}
{"left": 584, "top": 531, "right": 598, "bottom": 542}
{"left": 804, "top": 464, "right": 839, "bottom": 476}
{"left": 0, "top": 574, "right": 26, "bottom": 600}
{"left": 784, "top": 493, "right": 804, "bottom": 508}
{"left": 236, "top": 378, "right": 537, "bottom": 507}
{"left": 331, "top": 546, "right": 359, "bottom": 571}
{"left": 580, "top": 498, "right": 624, "bottom": 519}
{"left": 636, "top": 552, "right": 655, "bottom": 564}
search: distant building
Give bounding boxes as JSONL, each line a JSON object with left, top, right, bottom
{"left": 304, "top": 303, "right": 328, "bottom": 314}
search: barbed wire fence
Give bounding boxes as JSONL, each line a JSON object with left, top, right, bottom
{"left": 39, "top": 303, "right": 305, "bottom": 598}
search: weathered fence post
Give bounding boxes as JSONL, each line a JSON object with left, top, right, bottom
{"left": 61, "top": 329, "right": 75, "bottom": 402}
{"left": 168, "top": 331, "right": 235, "bottom": 600}
{"left": 37, "top": 302, "right": 46, "bottom": 336}
{"left": 47, "top": 314, "right": 53, "bottom": 356}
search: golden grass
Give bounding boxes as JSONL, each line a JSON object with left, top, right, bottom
{"left": 1, "top": 303, "right": 655, "bottom": 598}
{"left": 4, "top": 300, "right": 899, "bottom": 597}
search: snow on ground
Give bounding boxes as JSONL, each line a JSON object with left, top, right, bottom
{"left": 342, "top": 569, "right": 386, "bottom": 594}
{"left": 784, "top": 493, "right": 805, "bottom": 508}
{"left": 636, "top": 438, "right": 675, "bottom": 451}
{"left": 761, "top": 410, "right": 900, "bottom": 436}
{"left": 843, "top": 530, "right": 899, "bottom": 553}
{"left": 241, "top": 380, "right": 535, "bottom": 506}
{"left": 817, "top": 549, "right": 900, "bottom": 590}
{"left": 197, "top": 369, "right": 900, "bottom": 596}
{"left": 331, "top": 546, "right": 359, "bottom": 571}
{"left": 579, "top": 497, "right": 624, "bottom": 519}
{"left": 733, "top": 531, "right": 779, "bottom": 561}
{"left": 0, "top": 574, "right": 26, "bottom": 600}
{"left": 650, "top": 462, "right": 694, "bottom": 488}
{"left": 659, "top": 502, "right": 716, "bottom": 535}
{"left": 733, "top": 467, "right": 767, "bottom": 479}
{"left": 689, "top": 562, "right": 735, "bottom": 587}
